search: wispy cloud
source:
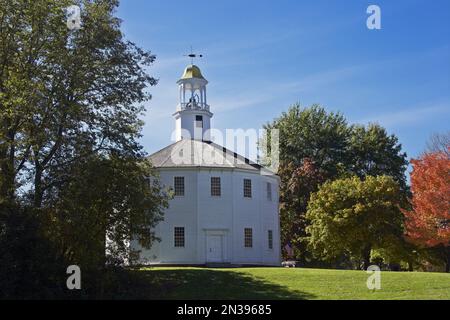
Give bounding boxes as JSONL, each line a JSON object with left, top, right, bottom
{"left": 275, "top": 65, "right": 367, "bottom": 94}
{"left": 357, "top": 103, "right": 450, "bottom": 128}
{"left": 209, "top": 60, "right": 373, "bottom": 113}
{"left": 211, "top": 95, "right": 274, "bottom": 113}
{"left": 210, "top": 64, "right": 368, "bottom": 113}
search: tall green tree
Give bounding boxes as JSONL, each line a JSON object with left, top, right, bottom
{"left": 42, "top": 154, "right": 168, "bottom": 295}
{"left": 263, "top": 104, "right": 408, "bottom": 262}
{"left": 348, "top": 124, "right": 408, "bottom": 191}
{"left": 0, "top": 0, "right": 168, "bottom": 297}
{"left": 263, "top": 104, "right": 350, "bottom": 260}
{"left": 306, "top": 175, "right": 405, "bottom": 269}
{"left": 264, "top": 104, "right": 350, "bottom": 175}
{"left": 0, "top": 0, "right": 156, "bottom": 206}
{"left": 44, "top": 155, "right": 168, "bottom": 268}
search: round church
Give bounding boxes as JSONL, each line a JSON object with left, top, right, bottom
{"left": 134, "top": 64, "right": 281, "bottom": 266}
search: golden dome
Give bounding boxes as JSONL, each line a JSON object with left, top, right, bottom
{"left": 180, "top": 64, "right": 205, "bottom": 80}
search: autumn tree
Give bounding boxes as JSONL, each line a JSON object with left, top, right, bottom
{"left": 306, "top": 175, "right": 405, "bottom": 269}
{"left": 403, "top": 150, "right": 450, "bottom": 272}
{"left": 278, "top": 159, "right": 326, "bottom": 259}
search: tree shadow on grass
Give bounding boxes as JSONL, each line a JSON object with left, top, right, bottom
{"left": 130, "top": 269, "right": 315, "bottom": 300}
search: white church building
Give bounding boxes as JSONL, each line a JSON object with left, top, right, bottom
{"left": 134, "top": 64, "right": 281, "bottom": 266}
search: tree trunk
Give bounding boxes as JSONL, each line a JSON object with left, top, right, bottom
{"left": 407, "top": 261, "right": 413, "bottom": 272}
{"left": 0, "top": 120, "right": 16, "bottom": 202}
{"left": 446, "top": 246, "right": 450, "bottom": 273}
{"left": 0, "top": 156, "right": 16, "bottom": 202}
{"left": 33, "top": 166, "right": 43, "bottom": 208}
{"left": 362, "top": 244, "right": 372, "bottom": 270}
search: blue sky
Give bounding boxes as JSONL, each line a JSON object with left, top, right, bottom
{"left": 117, "top": 0, "right": 450, "bottom": 168}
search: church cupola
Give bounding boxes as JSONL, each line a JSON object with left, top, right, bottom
{"left": 174, "top": 64, "right": 213, "bottom": 141}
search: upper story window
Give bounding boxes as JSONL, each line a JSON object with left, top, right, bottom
{"left": 174, "top": 176, "right": 185, "bottom": 196}
{"left": 268, "top": 230, "right": 273, "bottom": 249}
{"left": 266, "top": 182, "right": 272, "bottom": 201}
{"left": 243, "top": 179, "right": 252, "bottom": 198}
{"left": 211, "top": 177, "right": 221, "bottom": 197}
{"left": 244, "top": 228, "right": 253, "bottom": 248}
{"left": 195, "top": 115, "right": 203, "bottom": 128}
{"left": 174, "top": 227, "right": 185, "bottom": 247}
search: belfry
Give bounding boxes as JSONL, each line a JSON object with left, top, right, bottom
{"left": 174, "top": 64, "right": 213, "bottom": 141}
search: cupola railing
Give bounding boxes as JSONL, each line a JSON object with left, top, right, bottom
{"left": 177, "top": 102, "right": 210, "bottom": 112}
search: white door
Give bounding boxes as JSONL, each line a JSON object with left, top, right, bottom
{"left": 206, "top": 235, "right": 223, "bottom": 262}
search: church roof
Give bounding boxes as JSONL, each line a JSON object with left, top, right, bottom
{"left": 148, "top": 139, "right": 265, "bottom": 172}
{"left": 180, "top": 64, "right": 206, "bottom": 80}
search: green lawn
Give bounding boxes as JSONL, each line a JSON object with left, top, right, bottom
{"left": 135, "top": 267, "right": 450, "bottom": 300}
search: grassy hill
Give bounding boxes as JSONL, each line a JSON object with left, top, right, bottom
{"left": 135, "top": 267, "right": 450, "bottom": 300}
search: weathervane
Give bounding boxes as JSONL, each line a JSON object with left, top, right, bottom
{"left": 184, "top": 46, "right": 203, "bottom": 64}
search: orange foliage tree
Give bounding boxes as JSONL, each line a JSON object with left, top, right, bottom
{"left": 404, "top": 150, "right": 450, "bottom": 272}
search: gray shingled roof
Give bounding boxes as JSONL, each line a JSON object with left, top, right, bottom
{"left": 148, "top": 139, "right": 263, "bottom": 171}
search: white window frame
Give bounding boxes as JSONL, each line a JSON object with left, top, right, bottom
{"left": 174, "top": 227, "right": 185, "bottom": 248}
{"left": 268, "top": 230, "right": 273, "bottom": 250}
{"left": 174, "top": 176, "right": 185, "bottom": 196}
{"left": 266, "top": 182, "right": 272, "bottom": 201}
{"left": 243, "top": 179, "right": 252, "bottom": 198}
{"left": 244, "top": 228, "right": 253, "bottom": 248}
{"left": 210, "top": 177, "right": 221, "bottom": 197}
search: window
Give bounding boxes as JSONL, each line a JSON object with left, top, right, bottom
{"left": 211, "top": 177, "right": 221, "bottom": 196}
{"left": 243, "top": 179, "right": 252, "bottom": 198}
{"left": 174, "top": 176, "right": 185, "bottom": 196}
{"left": 174, "top": 227, "right": 185, "bottom": 247}
{"left": 266, "top": 182, "right": 272, "bottom": 201}
{"left": 268, "top": 230, "right": 273, "bottom": 249}
{"left": 244, "top": 228, "right": 253, "bottom": 248}
{"left": 195, "top": 115, "right": 203, "bottom": 128}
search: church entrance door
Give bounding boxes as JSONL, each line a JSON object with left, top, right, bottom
{"left": 206, "top": 235, "right": 223, "bottom": 262}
